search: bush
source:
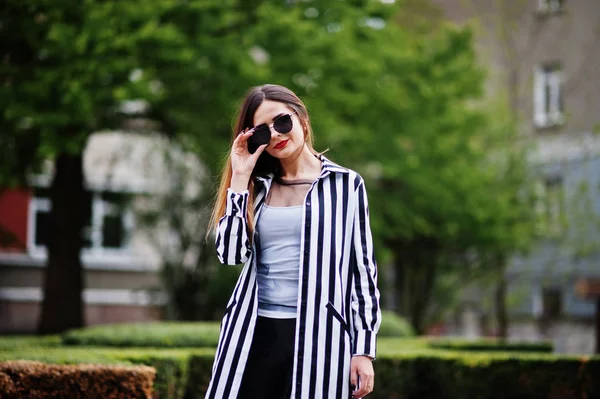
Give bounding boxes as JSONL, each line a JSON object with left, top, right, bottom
{"left": 378, "top": 311, "right": 415, "bottom": 338}
{"left": 1, "top": 335, "right": 598, "bottom": 399}
{"left": 185, "top": 352, "right": 218, "bottom": 398}
{"left": 0, "top": 346, "right": 208, "bottom": 399}
{"left": 0, "top": 335, "right": 61, "bottom": 350}
{"left": 116, "top": 349, "right": 213, "bottom": 399}
{"left": 62, "top": 322, "right": 220, "bottom": 348}
{"left": 0, "top": 347, "right": 129, "bottom": 365}
{"left": 0, "top": 360, "right": 155, "bottom": 399}
{"left": 0, "top": 371, "right": 15, "bottom": 397}
{"left": 427, "top": 338, "right": 554, "bottom": 353}
{"left": 373, "top": 351, "right": 600, "bottom": 399}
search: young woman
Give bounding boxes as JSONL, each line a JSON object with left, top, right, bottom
{"left": 206, "top": 84, "right": 381, "bottom": 399}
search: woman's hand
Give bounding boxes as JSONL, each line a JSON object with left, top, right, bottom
{"left": 350, "top": 355, "right": 374, "bottom": 398}
{"left": 231, "top": 129, "right": 268, "bottom": 178}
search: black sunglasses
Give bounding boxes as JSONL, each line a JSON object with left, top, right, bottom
{"left": 247, "top": 111, "right": 297, "bottom": 154}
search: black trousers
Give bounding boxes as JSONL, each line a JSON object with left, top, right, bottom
{"left": 238, "top": 316, "right": 296, "bottom": 399}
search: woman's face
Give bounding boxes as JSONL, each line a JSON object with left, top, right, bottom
{"left": 252, "top": 100, "right": 305, "bottom": 159}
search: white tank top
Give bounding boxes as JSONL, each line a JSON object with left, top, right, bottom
{"left": 255, "top": 203, "right": 303, "bottom": 318}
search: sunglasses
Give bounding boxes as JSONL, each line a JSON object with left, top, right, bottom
{"left": 247, "top": 111, "right": 297, "bottom": 154}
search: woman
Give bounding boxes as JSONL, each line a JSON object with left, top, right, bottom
{"left": 206, "top": 84, "right": 381, "bottom": 399}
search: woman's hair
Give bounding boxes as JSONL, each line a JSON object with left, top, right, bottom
{"left": 207, "top": 84, "right": 320, "bottom": 240}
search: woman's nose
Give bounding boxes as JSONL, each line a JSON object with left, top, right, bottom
{"left": 270, "top": 126, "right": 280, "bottom": 138}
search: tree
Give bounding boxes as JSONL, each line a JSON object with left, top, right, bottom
{"left": 2, "top": 0, "right": 539, "bottom": 334}
{"left": 281, "top": 2, "right": 538, "bottom": 333}
{"left": 0, "top": 0, "right": 251, "bottom": 333}
{"left": 0, "top": 0, "right": 412, "bottom": 332}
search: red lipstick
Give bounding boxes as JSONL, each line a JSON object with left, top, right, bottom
{"left": 274, "top": 139, "right": 289, "bottom": 150}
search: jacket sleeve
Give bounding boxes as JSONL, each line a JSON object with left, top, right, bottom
{"left": 215, "top": 188, "right": 252, "bottom": 265}
{"left": 351, "top": 177, "right": 382, "bottom": 359}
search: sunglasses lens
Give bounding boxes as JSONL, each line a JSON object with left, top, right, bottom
{"left": 273, "top": 114, "right": 293, "bottom": 134}
{"left": 247, "top": 125, "right": 271, "bottom": 154}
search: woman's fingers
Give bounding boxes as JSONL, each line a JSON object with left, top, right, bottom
{"left": 250, "top": 143, "right": 268, "bottom": 161}
{"left": 350, "top": 366, "right": 358, "bottom": 391}
{"left": 351, "top": 357, "right": 374, "bottom": 398}
{"left": 233, "top": 129, "right": 254, "bottom": 149}
{"left": 353, "top": 373, "right": 373, "bottom": 398}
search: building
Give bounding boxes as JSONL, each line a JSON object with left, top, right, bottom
{"left": 0, "top": 132, "right": 182, "bottom": 333}
{"left": 428, "top": 0, "right": 600, "bottom": 352}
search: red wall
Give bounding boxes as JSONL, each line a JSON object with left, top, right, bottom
{"left": 0, "top": 188, "right": 31, "bottom": 252}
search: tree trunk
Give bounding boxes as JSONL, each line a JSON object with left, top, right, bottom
{"left": 493, "top": 257, "right": 508, "bottom": 340}
{"left": 393, "top": 237, "right": 439, "bottom": 335}
{"left": 595, "top": 298, "right": 600, "bottom": 354}
{"left": 38, "top": 152, "right": 86, "bottom": 334}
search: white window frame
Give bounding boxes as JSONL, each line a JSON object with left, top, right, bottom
{"left": 28, "top": 191, "right": 134, "bottom": 262}
{"left": 534, "top": 64, "right": 564, "bottom": 128}
{"left": 538, "top": 0, "right": 563, "bottom": 13}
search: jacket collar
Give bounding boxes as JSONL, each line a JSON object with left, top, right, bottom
{"left": 254, "top": 153, "right": 349, "bottom": 186}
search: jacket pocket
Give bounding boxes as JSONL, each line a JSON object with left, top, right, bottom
{"left": 224, "top": 298, "right": 237, "bottom": 317}
{"left": 326, "top": 301, "right": 350, "bottom": 335}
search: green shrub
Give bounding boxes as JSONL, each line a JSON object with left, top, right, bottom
{"left": 427, "top": 338, "right": 554, "bottom": 353}
{"left": 378, "top": 337, "right": 432, "bottom": 354}
{"left": 184, "top": 352, "right": 216, "bottom": 398}
{"left": 1, "top": 335, "right": 598, "bottom": 399}
{"left": 0, "top": 347, "right": 129, "bottom": 365}
{"left": 62, "top": 322, "right": 220, "bottom": 348}
{"left": 378, "top": 311, "right": 415, "bottom": 338}
{"left": 0, "top": 335, "right": 61, "bottom": 350}
{"left": 0, "top": 346, "right": 205, "bottom": 399}
{"left": 373, "top": 351, "right": 600, "bottom": 399}
{"left": 116, "top": 348, "right": 213, "bottom": 399}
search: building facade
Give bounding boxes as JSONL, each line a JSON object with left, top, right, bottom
{"left": 429, "top": 0, "right": 600, "bottom": 353}
{"left": 0, "top": 132, "right": 176, "bottom": 333}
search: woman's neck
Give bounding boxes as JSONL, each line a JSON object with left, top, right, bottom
{"left": 278, "top": 145, "right": 322, "bottom": 180}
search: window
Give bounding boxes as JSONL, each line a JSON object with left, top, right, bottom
{"left": 29, "top": 189, "right": 133, "bottom": 256}
{"left": 538, "top": 0, "right": 564, "bottom": 13}
{"left": 534, "top": 176, "right": 565, "bottom": 238}
{"left": 534, "top": 63, "right": 564, "bottom": 128}
{"left": 541, "top": 287, "right": 562, "bottom": 319}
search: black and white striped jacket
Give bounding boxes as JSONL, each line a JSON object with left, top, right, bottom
{"left": 206, "top": 155, "right": 381, "bottom": 399}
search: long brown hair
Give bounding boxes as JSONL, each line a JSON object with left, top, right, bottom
{"left": 207, "top": 84, "right": 320, "bottom": 241}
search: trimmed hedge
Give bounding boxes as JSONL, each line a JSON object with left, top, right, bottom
{"left": 0, "top": 347, "right": 130, "bottom": 365}
{"left": 378, "top": 311, "right": 415, "bottom": 338}
{"left": 427, "top": 338, "right": 554, "bottom": 353}
{"left": 0, "top": 346, "right": 212, "bottom": 399}
{"left": 0, "top": 360, "right": 155, "bottom": 398}
{"left": 0, "top": 335, "right": 61, "bottom": 350}
{"left": 178, "top": 349, "right": 600, "bottom": 399}
{"left": 115, "top": 348, "right": 213, "bottom": 399}
{"left": 1, "top": 335, "right": 598, "bottom": 398}
{"left": 374, "top": 352, "right": 600, "bottom": 399}
{"left": 62, "top": 322, "right": 221, "bottom": 348}
{"left": 0, "top": 370, "right": 15, "bottom": 397}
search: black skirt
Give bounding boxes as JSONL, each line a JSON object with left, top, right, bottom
{"left": 238, "top": 316, "right": 296, "bottom": 399}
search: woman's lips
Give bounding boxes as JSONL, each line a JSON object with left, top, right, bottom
{"left": 274, "top": 139, "right": 289, "bottom": 149}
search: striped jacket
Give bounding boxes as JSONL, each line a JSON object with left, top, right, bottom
{"left": 206, "top": 155, "right": 381, "bottom": 399}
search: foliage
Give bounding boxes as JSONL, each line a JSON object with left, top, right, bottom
{"left": 0, "top": 335, "right": 62, "bottom": 350}
{"left": 61, "top": 322, "right": 221, "bottom": 348}
{"left": 0, "top": 360, "right": 155, "bottom": 399}
{"left": 426, "top": 338, "right": 554, "bottom": 353}
{"left": 0, "top": 334, "right": 598, "bottom": 399}
{"left": 373, "top": 352, "right": 600, "bottom": 399}
{"left": 116, "top": 351, "right": 193, "bottom": 399}
{"left": 378, "top": 310, "right": 416, "bottom": 338}
{"left": 1, "top": 0, "right": 541, "bottom": 334}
